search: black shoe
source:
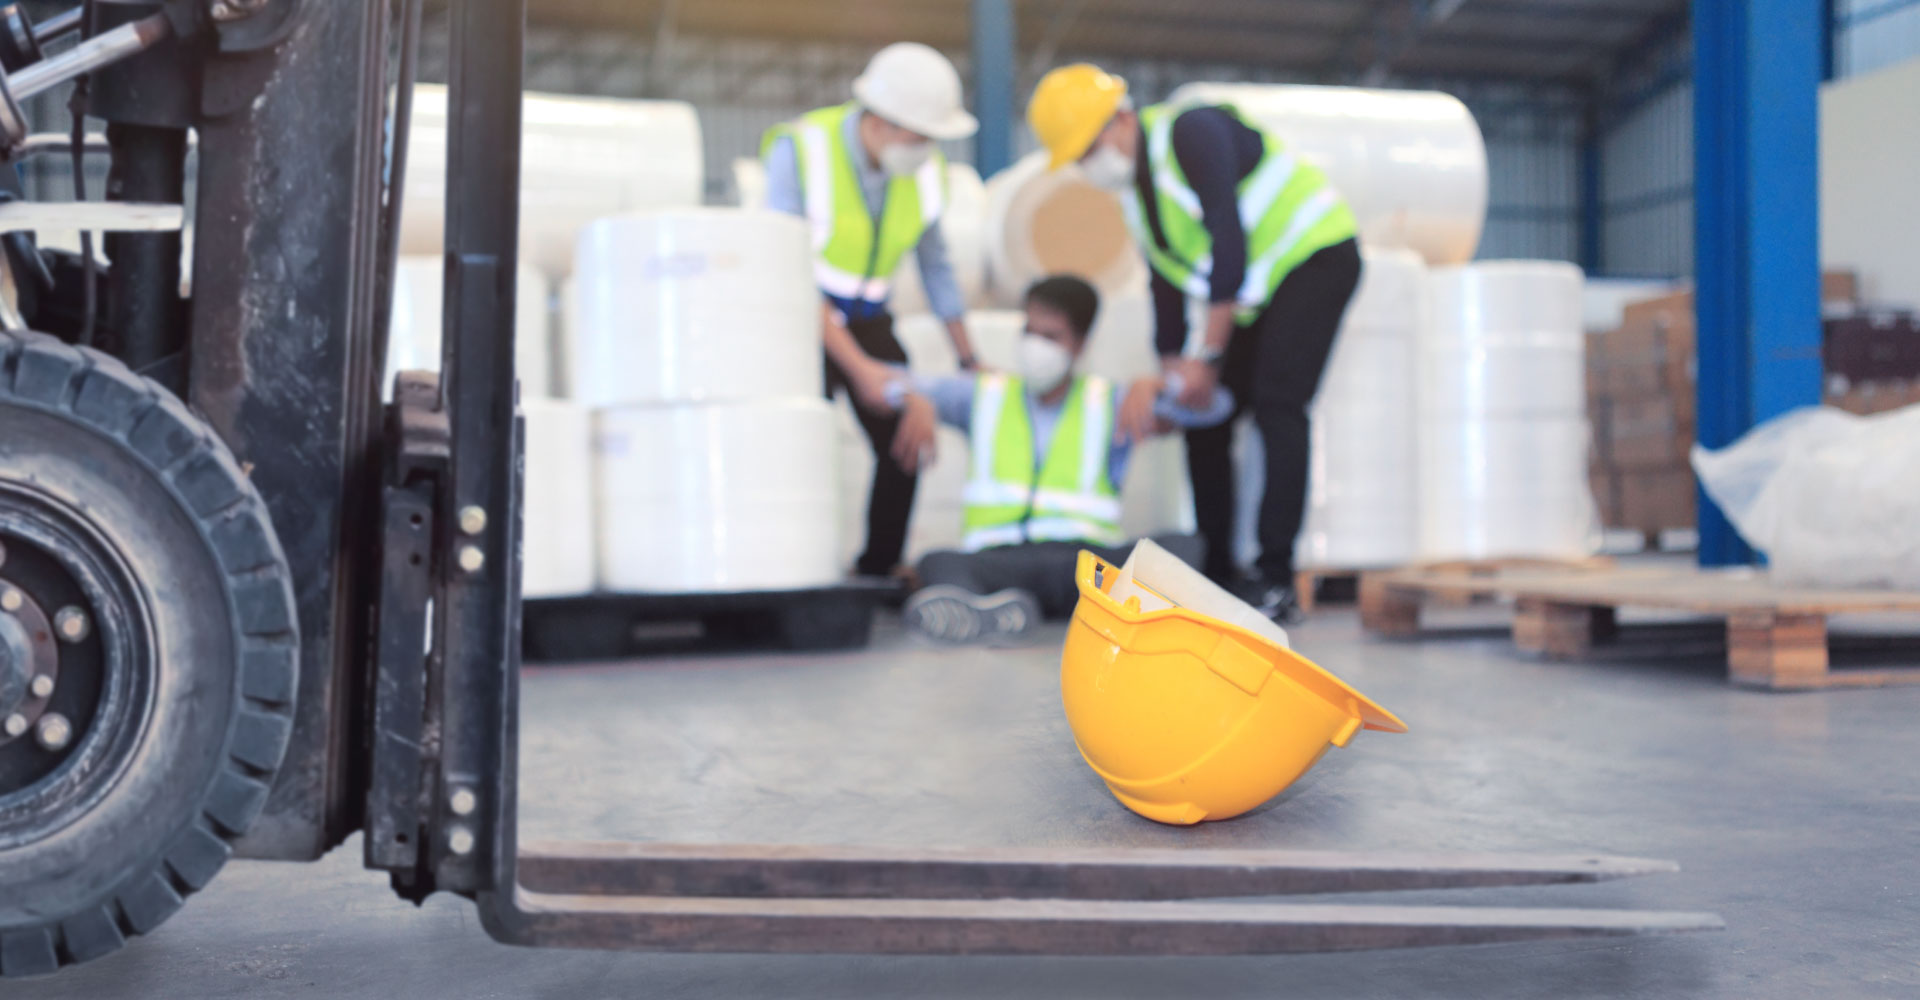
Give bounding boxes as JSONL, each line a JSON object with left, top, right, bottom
{"left": 903, "top": 586, "right": 1043, "bottom": 646}
{"left": 1232, "top": 575, "right": 1305, "bottom": 626}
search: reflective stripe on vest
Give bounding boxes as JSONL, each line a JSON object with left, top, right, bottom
{"left": 961, "top": 373, "right": 1124, "bottom": 553}
{"left": 1124, "top": 101, "right": 1357, "bottom": 318}
{"left": 762, "top": 103, "right": 946, "bottom": 306}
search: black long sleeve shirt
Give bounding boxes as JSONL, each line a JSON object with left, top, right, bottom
{"left": 1137, "top": 106, "right": 1266, "bottom": 356}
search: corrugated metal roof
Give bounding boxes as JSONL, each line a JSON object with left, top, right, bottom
{"left": 526, "top": 0, "right": 1690, "bottom": 86}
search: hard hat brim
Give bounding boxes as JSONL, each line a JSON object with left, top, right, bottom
{"left": 853, "top": 77, "right": 981, "bottom": 142}
{"left": 1041, "top": 89, "right": 1124, "bottom": 171}
{"left": 1071, "top": 551, "right": 1408, "bottom": 734}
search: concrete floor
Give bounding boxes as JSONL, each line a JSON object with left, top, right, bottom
{"left": 13, "top": 601, "right": 1920, "bottom": 999}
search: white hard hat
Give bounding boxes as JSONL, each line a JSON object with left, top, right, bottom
{"left": 851, "top": 42, "right": 979, "bottom": 142}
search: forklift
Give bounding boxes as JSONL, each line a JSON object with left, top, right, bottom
{"left": 0, "top": 0, "right": 1718, "bottom": 978}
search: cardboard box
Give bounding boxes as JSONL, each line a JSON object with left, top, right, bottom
{"left": 1619, "top": 289, "right": 1695, "bottom": 332}
{"left": 1823, "top": 311, "right": 1920, "bottom": 382}
{"left": 1617, "top": 467, "right": 1697, "bottom": 533}
{"left": 1825, "top": 377, "right": 1920, "bottom": 416}
{"left": 1604, "top": 395, "right": 1695, "bottom": 469}
{"left": 1823, "top": 270, "right": 1860, "bottom": 309}
{"left": 1590, "top": 463, "right": 1621, "bottom": 527}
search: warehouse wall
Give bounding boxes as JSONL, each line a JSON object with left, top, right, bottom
{"left": 1836, "top": 0, "right": 1920, "bottom": 77}
{"left": 1592, "top": 5, "right": 1920, "bottom": 279}
{"left": 1479, "top": 135, "right": 1581, "bottom": 264}
{"left": 1822, "top": 54, "right": 1920, "bottom": 308}
{"left": 1599, "top": 82, "right": 1692, "bottom": 278}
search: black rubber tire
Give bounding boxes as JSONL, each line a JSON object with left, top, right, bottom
{"left": 0, "top": 330, "right": 298, "bottom": 978}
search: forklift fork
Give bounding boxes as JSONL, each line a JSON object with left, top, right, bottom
{"left": 356, "top": 0, "right": 1720, "bottom": 959}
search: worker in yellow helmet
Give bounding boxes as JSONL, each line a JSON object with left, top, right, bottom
{"left": 1026, "top": 64, "right": 1362, "bottom": 623}
{"left": 762, "top": 42, "right": 979, "bottom": 579}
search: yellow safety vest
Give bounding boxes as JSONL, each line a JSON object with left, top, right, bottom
{"left": 1124, "top": 101, "right": 1357, "bottom": 320}
{"left": 761, "top": 103, "right": 947, "bottom": 308}
{"left": 961, "top": 373, "right": 1124, "bottom": 552}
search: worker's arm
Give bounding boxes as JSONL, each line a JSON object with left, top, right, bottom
{"left": 879, "top": 369, "right": 973, "bottom": 473}
{"left": 1162, "top": 108, "right": 1257, "bottom": 407}
{"left": 819, "top": 303, "right": 893, "bottom": 411}
{"left": 1114, "top": 373, "right": 1236, "bottom": 444}
{"left": 762, "top": 135, "right": 805, "bottom": 218}
{"left": 912, "top": 224, "right": 977, "bottom": 368}
{"left": 879, "top": 367, "right": 974, "bottom": 429}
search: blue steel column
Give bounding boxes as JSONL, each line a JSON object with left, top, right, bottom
{"left": 1690, "top": 0, "right": 1824, "bottom": 566}
{"left": 971, "top": 0, "right": 1015, "bottom": 176}
{"left": 1579, "top": 106, "right": 1603, "bottom": 273}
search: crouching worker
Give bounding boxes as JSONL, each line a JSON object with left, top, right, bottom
{"left": 883, "top": 275, "right": 1230, "bottom": 644}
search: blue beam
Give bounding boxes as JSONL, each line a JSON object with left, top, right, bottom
{"left": 1691, "top": 0, "right": 1824, "bottom": 567}
{"left": 970, "top": 0, "right": 1015, "bottom": 176}
{"left": 1579, "top": 109, "right": 1603, "bottom": 272}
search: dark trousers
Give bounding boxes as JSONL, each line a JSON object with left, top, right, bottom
{"left": 825, "top": 312, "right": 917, "bottom": 577}
{"left": 1186, "top": 238, "right": 1362, "bottom": 583}
{"left": 917, "top": 535, "right": 1206, "bottom": 620}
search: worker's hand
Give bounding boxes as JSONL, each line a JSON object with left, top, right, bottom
{"left": 1118, "top": 376, "right": 1165, "bottom": 443}
{"left": 891, "top": 393, "right": 939, "bottom": 472}
{"left": 1168, "top": 357, "right": 1219, "bottom": 409}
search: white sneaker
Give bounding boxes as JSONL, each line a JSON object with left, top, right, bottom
{"left": 903, "top": 586, "right": 1042, "bottom": 646}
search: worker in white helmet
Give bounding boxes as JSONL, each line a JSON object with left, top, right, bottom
{"left": 762, "top": 42, "right": 980, "bottom": 580}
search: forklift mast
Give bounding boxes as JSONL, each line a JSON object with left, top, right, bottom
{"left": 0, "top": 0, "right": 1717, "bottom": 980}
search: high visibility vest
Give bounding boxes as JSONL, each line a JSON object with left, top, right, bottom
{"left": 961, "top": 373, "right": 1124, "bottom": 552}
{"left": 1123, "top": 102, "right": 1357, "bottom": 321}
{"left": 761, "top": 103, "right": 947, "bottom": 309}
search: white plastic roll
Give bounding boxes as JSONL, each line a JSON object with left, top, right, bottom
{"left": 522, "top": 401, "right": 595, "bottom": 597}
{"left": 596, "top": 400, "right": 841, "bottom": 592}
{"left": 733, "top": 157, "right": 768, "bottom": 210}
{"left": 1418, "top": 260, "right": 1594, "bottom": 560}
{"left": 981, "top": 151, "right": 1147, "bottom": 307}
{"left": 1297, "top": 249, "right": 1425, "bottom": 568}
{"left": 387, "top": 256, "right": 552, "bottom": 400}
{"left": 890, "top": 163, "right": 990, "bottom": 315}
{"left": 1171, "top": 83, "right": 1488, "bottom": 266}
{"left": 401, "top": 84, "right": 704, "bottom": 279}
{"left": 1423, "top": 261, "right": 1585, "bottom": 417}
{"left": 570, "top": 209, "right": 820, "bottom": 407}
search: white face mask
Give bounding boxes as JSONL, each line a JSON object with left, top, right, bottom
{"left": 1080, "top": 143, "right": 1135, "bottom": 190}
{"left": 879, "top": 141, "right": 934, "bottom": 177}
{"left": 1016, "top": 334, "right": 1074, "bottom": 394}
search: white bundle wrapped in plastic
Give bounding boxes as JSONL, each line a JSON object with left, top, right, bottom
{"left": 568, "top": 209, "right": 820, "bottom": 407}
{"left": 1419, "top": 261, "right": 1594, "bottom": 561}
{"left": 400, "top": 84, "right": 703, "bottom": 279}
{"left": 595, "top": 400, "right": 842, "bottom": 592}
{"left": 1298, "top": 249, "right": 1426, "bottom": 568}
{"left": 522, "top": 401, "right": 596, "bottom": 597}
{"left": 388, "top": 256, "right": 553, "bottom": 401}
{"left": 1693, "top": 404, "right": 1920, "bottom": 590}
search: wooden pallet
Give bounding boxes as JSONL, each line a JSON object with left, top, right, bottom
{"left": 1299, "top": 557, "right": 1609, "bottom": 614}
{"left": 1360, "top": 564, "right": 1920, "bottom": 690}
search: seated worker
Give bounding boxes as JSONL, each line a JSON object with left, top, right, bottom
{"left": 882, "top": 275, "right": 1230, "bottom": 644}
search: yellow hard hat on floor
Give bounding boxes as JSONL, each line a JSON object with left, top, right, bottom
{"left": 1027, "top": 63, "right": 1129, "bottom": 169}
{"left": 1061, "top": 549, "right": 1406, "bottom": 826}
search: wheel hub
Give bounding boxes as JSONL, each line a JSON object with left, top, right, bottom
{"left": 0, "top": 575, "right": 62, "bottom": 755}
{"left": 0, "top": 610, "right": 31, "bottom": 716}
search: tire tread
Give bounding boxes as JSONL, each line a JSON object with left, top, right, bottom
{"left": 0, "top": 330, "right": 299, "bottom": 977}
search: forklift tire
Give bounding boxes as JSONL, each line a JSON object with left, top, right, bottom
{"left": 0, "top": 331, "right": 298, "bottom": 978}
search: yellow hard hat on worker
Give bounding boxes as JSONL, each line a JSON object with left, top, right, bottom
{"left": 1027, "top": 63, "right": 1129, "bottom": 170}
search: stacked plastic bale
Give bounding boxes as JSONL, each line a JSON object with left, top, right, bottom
{"left": 1420, "top": 261, "right": 1595, "bottom": 560}
{"left": 571, "top": 209, "right": 842, "bottom": 592}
